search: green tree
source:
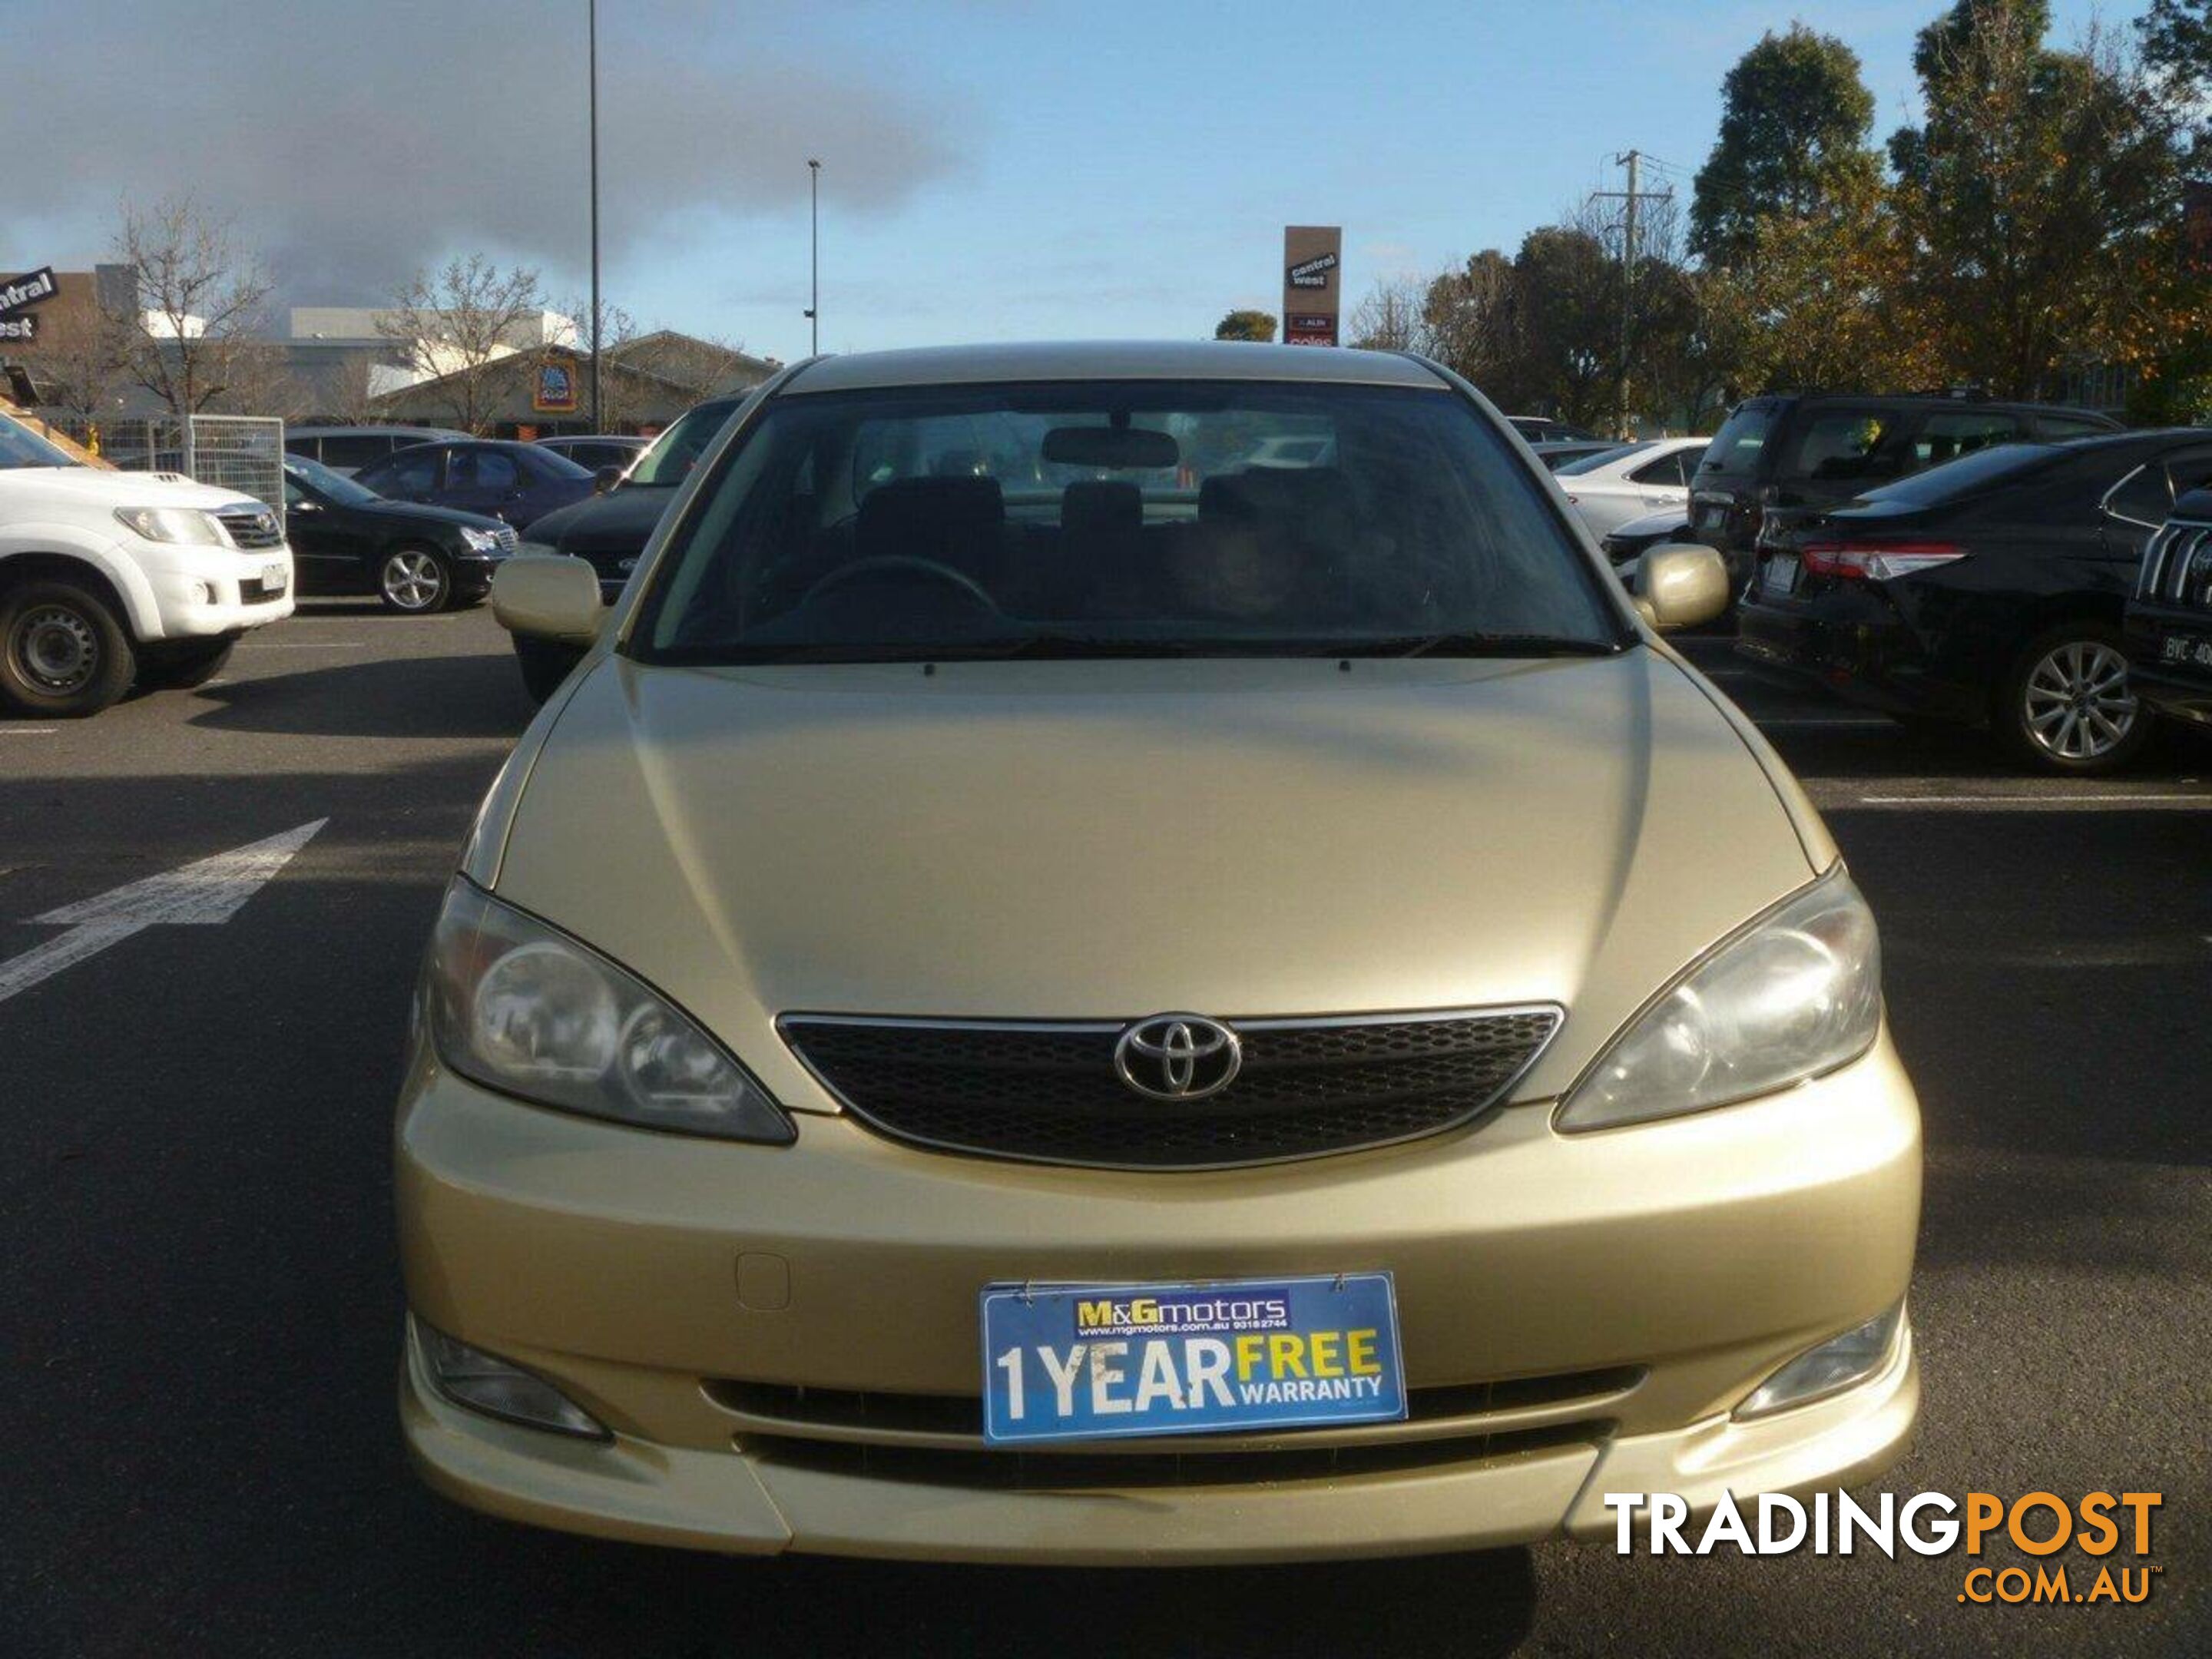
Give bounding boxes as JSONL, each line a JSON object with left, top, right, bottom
{"left": 1506, "top": 226, "right": 1618, "bottom": 427}
{"left": 1690, "top": 26, "right": 1880, "bottom": 264}
{"left": 1889, "top": 0, "right": 2185, "bottom": 396}
{"left": 1212, "top": 310, "right": 1277, "bottom": 342}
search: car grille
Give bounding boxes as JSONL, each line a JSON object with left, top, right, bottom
{"left": 2139, "top": 519, "right": 2212, "bottom": 610}
{"left": 492, "top": 524, "right": 520, "bottom": 556}
{"left": 707, "top": 1366, "right": 1639, "bottom": 1491}
{"left": 779, "top": 1006, "right": 1561, "bottom": 1170}
{"left": 216, "top": 506, "right": 285, "bottom": 550}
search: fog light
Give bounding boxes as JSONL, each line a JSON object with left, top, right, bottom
{"left": 190, "top": 581, "right": 213, "bottom": 605}
{"left": 414, "top": 1317, "right": 608, "bottom": 1439}
{"left": 1735, "top": 1302, "right": 1904, "bottom": 1419}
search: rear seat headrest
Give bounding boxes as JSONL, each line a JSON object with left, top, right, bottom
{"left": 1061, "top": 479, "right": 1143, "bottom": 538}
{"left": 856, "top": 476, "right": 1005, "bottom": 560}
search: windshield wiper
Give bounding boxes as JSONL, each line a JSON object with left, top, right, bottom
{"left": 1333, "top": 632, "right": 1629, "bottom": 659}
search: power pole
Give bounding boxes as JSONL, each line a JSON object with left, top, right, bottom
{"left": 587, "top": 0, "right": 602, "bottom": 432}
{"left": 1591, "top": 151, "right": 1671, "bottom": 438}
{"left": 806, "top": 158, "right": 821, "bottom": 355}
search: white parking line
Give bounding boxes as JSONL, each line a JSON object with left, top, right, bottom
{"left": 1754, "top": 717, "right": 1896, "bottom": 729}
{"left": 233, "top": 641, "right": 369, "bottom": 651}
{"left": 0, "top": 727, "right": 58, "bottom": 735}
{"left": 1853, "top": 793, "right": 2212, "bottom": 810}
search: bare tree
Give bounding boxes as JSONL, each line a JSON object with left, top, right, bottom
{"left": 111, "top": 195, "right": 274, "bottom": 414}
{"left": 34, "top": 302, "right": 135, "bottom": 425}
{"left": 1347, "top": 276, "right": 1429, "bottom": 352}
{"left": 379, "top": 255, "right": 545, "bottom": 433}
{"left": 555, "top": 293, "right": 641, "bottom": 429}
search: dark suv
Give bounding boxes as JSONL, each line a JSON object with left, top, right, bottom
{"left": 2126, "top": 486, "right": 2212, "bottom": 728}
{"left": 1691, "top": 394, "right": 2120, "bottom": 589}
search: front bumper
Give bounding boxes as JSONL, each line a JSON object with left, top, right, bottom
{"left": 1736, "top": 593, "right": 1982, "bottom": 724}
{"left": 396, "top": 1035, "right": 1922, "bottom": 1563}
{"left": 134, "top": 540, "right": 296, "bottom": 639}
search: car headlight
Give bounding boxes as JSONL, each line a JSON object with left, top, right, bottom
{"left": 513, "top": 540, "right": 560, "bottom": 560}
{"left": 1556, "top": 869, "right": 1882, "bottom": 1131}
{"left": 419, "top": 878, "right": 795, "bottom": 1144}
{"left": 114, "top": 505, "right": 222, "bottom": 545}
{"left": 460, "top": 527, "right": 505, "bottom": 554}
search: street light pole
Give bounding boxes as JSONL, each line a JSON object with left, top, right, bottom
{"left": 806, "top": 157, "right": 821, "bottom": 356}
{"left": 588, "top": 0, "right": 602, "bottom": 431}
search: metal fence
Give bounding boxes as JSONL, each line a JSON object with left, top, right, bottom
{"left": 27, "top": 412, "right": 286, "bottom": 531}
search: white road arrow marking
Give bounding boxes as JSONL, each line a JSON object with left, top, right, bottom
{"left": 0, "top": 819, "right": 326, "bottom": 1005}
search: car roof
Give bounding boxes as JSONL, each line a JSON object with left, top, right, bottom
{"left": 289, "top": 424, "right": 467, "bottom": 438}
{"left": 1740, "top": 392, "right": 2116, "bottom": 421}
{"left": 784, "top": 340, "right": 1445, "bottom": 396}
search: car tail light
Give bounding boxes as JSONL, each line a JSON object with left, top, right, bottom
{"left": 1799, "top": 540, "right": 1969, "bottom": 581}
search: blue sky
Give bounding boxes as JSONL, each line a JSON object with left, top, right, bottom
{"left": 622, "top": 0, "right": 2118, "bottom": 358}
{"left": 8, "top": 0, "right": 2123, "bottom": 363}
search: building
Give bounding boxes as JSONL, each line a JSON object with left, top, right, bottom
{"left": 5, "top": 258, "right": 774, "bottom": 432}
{"left": 368, "top": 333, "right": 780, "bottom": 437}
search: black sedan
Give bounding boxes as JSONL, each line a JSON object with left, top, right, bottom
{"left": 507, "top": 392, "right": 746, "bottom": 700}
{"left": 352, "top": 439, "right": 594, "bottom": 531}
{"left": 1737, "top": 429, "right": 2212, "bottom": 773}
{"left": 283, "top": 456, "right": 517, "bottom": 613}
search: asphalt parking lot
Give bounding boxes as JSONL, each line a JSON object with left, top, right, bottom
{"left": 4, "top": 601, "right": 2207, "bottom": 1657}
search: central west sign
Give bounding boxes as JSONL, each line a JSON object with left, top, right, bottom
{"left": 0, "top": 266, "right": 57, "bottom": 341}
{"left": 1280, "top": 228, "right": 1342, "bottom": 346}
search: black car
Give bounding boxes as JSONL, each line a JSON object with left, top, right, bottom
{"left": 283, "top": 424, "right": 469, "bottom": 475}
{"left": 2125, "top": 487, "right": 2212, "bottom": 728}
{"left": 535, "top": 434, "right": 650, "bottom": 475}
{"left": 282, "top": 455, "right": 517, "bottom": 613}
{"left": 507, "top": 393, "right": 746, "bottom": 700}
{"left": 1737, "top": 429, "right": 2212, "bottom": 773}
{"left": 1692, "top": 393, "right": 2121, "bottom": 591}
{"left": 353, "top": 439, "right": 594, "bottom": 531}
{"left": 1529, "top": 439, "right": 1623, "bottom": 471}
{"left": 1509, "top": 415, "right": 1599, "bottom": 444}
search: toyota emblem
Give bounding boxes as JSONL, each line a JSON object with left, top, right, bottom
{"left": 1114, "top": 1014, "right": 1243, "bottom": 1101}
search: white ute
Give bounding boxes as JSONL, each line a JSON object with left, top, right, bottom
{"left": 0, "top": 411, "right": 293, "bottom": 717}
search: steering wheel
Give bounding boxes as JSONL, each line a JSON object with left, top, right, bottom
{"left": 801, "top": 555, "right": 1001, "bottom": 615}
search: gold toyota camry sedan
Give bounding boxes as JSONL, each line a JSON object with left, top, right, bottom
{"left": 398, "top": 341, "right": 1920, "bottom": 1562}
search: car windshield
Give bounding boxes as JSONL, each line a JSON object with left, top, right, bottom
{"left": 1699, "top": 402, "right": 1776, "bottom": 478}
{"left": 625, "top": 400, "right": 741, "bottom": 488}
{"left": 632, "top": 379, "right": 1627, "bottom": 664}
{"left": 530, "top": 445, "right": 594, "bottom": 479}
{"left": 1856, "top": 442, "right": 2059, "bottom": 506}
{"left": 284, "top": 454, "right": 381, "bottom": 505}
{"left": 0, "top": 413, "right": 78, "bottom": 469}
{"left": 1555, "top": 441, "right": 1651, "bottom": 476}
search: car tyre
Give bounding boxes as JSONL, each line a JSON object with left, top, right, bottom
{"left": 136, "top": 636, "right": 236, "bottom": 690}
{"left": 379, "top": 545, "right": 454, "bottom": 614}
{"left": 0, "top": 578, "right": 137, "bottom": 718}
{"left": 1994, "top": 621, "right": 2152, "bottom": 775}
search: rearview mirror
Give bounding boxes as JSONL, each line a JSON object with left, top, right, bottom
{"left": 1634, "top": 543, "right": 1730, "bottom": 631}
{"left": 1041, "top": 426, "right": 1180, "bottom": 470}
{"left": 493, "top": 555, "right": 604, "bottom": 646}
{"left": 594, "top": 463, "right": 626, "bottom": 494}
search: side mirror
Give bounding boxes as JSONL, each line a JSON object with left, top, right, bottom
{"left": 493, "top": 555, "right": 604, "bottom": 646}
{"left": 1634, "top": 543, "right": 1730, "bottom": 631}
{"left": 594, "top": 463, "right": 626, "bottom": 494}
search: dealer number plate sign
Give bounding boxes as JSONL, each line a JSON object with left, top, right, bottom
{"left": 980, "top": 1273, "right": 1406, "bottom": 1445}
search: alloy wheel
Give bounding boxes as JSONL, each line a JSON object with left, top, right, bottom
{"left": 2022, "top": 638, "right": 2136, "bottom": 763}
{"left": 382, "top": 550, "right": 446, "bottom": 612}
{"left": 10, "top": 603, "right": 101, "bottom": 694}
